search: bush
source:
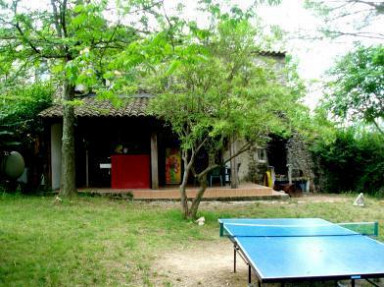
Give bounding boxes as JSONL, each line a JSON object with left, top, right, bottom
{"left": 0, "top": 82, "right": 53, "bottom": 192}
{"left": 311, "top": 127, "right": 384, "bottom": 195}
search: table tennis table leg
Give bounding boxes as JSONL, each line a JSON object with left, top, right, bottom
{"left": 247, "top": 265, "right": 263, "bottom": 287}
{"left": 248, "top": 264, "right": 251, "bottom": 285}
{"left": 351, "top": 279, "right": 355, "bottom": 287}
{"left": 234, "top": 244, "right": 236, "bottom": 273}
{"left": 234, "top": 243, "right": 237, "bottom": 273}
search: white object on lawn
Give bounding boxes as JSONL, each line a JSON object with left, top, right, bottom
{"left": 353, "top": 193, "right": 365, "bottom": 207}
{"left": 196, "top": 216, "right": 205, "bottom": 226}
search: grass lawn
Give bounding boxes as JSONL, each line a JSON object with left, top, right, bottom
{"left": 0, "top": 193, "right": 383, "bottom": 286}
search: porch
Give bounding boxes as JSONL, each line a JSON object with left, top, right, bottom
{"left": 78, "top": 183, "right": 288, "bottom": 200}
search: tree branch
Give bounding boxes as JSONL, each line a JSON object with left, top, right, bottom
{"left": 195, "top": 137, "right": 209, "bottom": 155}
{"left": 15, "top": 23, "right": 41, "bottom": 55}
{"left": 350, "top": 0, "right": 384, "bottom": 10}
{"left": 372, "top": 119, "right": 384, "bottom": 136}
{"left": 61, "top": 0, "right": 68, "bottom": 38}
{"left": 223, "top": 142, "right": 251, "bottom": 165}
{"left": 127, "top": 0, "right": 164, "bottom": 15}
{"left": 50, "top": 0, "right": 62, "bottom": 38}
{"left": 332, "top": 30, "right": 384, "bottom": 39}
{"left": 162, "top": 3, "right": 176, "bottom": 50}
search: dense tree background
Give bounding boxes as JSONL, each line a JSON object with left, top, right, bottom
{"left": 311, "top": 127, "right": 384, "bottom": 196}
{"left": 305, "top": 0, "right": 384, "bottom": 195}
{"left": 322, "top": 44, "right": 384, "bottom": 134}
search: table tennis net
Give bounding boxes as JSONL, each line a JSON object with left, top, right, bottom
{"left": 220, "top": 222, "right": 379, "bottom": 238}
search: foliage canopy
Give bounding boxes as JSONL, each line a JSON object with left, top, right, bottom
{"left": 322, "top": 44, "right": 384, "bottom": 134}
{"left": 311, "top": 127, "right": 384, "bottom": 196}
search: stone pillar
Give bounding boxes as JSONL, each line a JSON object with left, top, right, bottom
{"left": 150, "top": 132, "right": 159, "bottom": 189}
{"left": 51, "top": 123, "right": 62, "bottom": 190}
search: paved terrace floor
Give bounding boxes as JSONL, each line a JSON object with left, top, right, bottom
{"left": 79, "top": 183, "right": 288, "bottom": 200}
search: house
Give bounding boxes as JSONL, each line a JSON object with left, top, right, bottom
{"left": 40, "top": 93, "right": 167, "bottom": 190}
{"left": 39, "top": 51, "right": 286, "bottom": 191}
{"left": 39, "top": 92, "right": 273, "bottom": 190}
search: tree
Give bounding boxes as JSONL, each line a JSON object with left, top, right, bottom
{"left": 0, "top": 82, "right": 53, "bottom": 191}
{"left": 304, "top": 0, "right": 384, "bottom": 40}
{"left": 145, "top": 8, "right": 305, "bottom": 219}
{"left": 304, "top": 1, "right": 384, "bottom": 134}
{"left": 0, "top": 0, "right": 163, "bottom": 196}
{"left": 322, "top": 44, "right": 384, "bottom": 135}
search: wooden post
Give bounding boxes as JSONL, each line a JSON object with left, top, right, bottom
{"left": 150, "top": 132, "right": 159, "bottom": 189}
{"left": 85, "top": 148, "right": 89, "bottom": 187}
{"left": 51, "top": 123, "right": 62, "bottom": 190}
{"left": 230, "top": 137, "right": 238, "bottom": 189}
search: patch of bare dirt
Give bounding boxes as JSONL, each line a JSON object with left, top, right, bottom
{"left": 151, "top": 240, "right": 372, "bottom": 287}
{"left": 151, "top": 240, "right": 248, "bottom": 287}
{"left": 151, "top": 239, "right": 380, "bottom": 287}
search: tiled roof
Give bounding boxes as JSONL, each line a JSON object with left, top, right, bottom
{"left": 254, "top": 50, "right": 286, "bottom": 57}
{"left": 39, "top": 94, "right": 151, "bottom": 118}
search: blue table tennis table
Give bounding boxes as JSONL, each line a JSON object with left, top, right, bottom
{"left": 219, "top": 218, "right": 384, "bottom": 286}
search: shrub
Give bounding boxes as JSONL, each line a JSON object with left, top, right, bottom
{"left": 0, "top": 82, "right": 53, "bottom": 192}
{"left": 311, "top": 127, "right": 384, "bottom": 195}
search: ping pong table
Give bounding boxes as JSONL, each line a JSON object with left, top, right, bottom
{"left": 219, "top": 218, "right": 384, "bottom": 286}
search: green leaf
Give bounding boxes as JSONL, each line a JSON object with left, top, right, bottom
{"left": 165, "top": 60, "right": 181, "bottom": 76}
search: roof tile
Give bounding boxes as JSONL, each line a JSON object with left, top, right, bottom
{"left": 39, "top": 95, "right": 151, "bottom": 118}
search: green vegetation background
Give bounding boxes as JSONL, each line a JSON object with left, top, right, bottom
{"left": 312, "top": 128, "right": 384, "bottom": 196}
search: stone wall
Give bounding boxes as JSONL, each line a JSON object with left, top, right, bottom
{"left": 286, "top": 133, "right": 316, "bottom": 191}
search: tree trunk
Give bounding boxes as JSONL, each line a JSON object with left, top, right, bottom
{"left": 230, "top": 136, "right": 238, "bottom": 189}
{"left": 179, "top": 172, "right": 189, "bottom": 218}
{"left": 60, "top": 80, "right": 77, "bottom": 197}
{"left": 179, "top": 151, "right": 191, "bottom": 218}
{"left": 189, "top": 174, "right": 207, "bottom": 219}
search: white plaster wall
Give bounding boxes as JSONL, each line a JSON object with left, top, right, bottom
{"left": 223, "top": 140, "right": 252, "bottom": 183}
{"left": 237, "top": 148, "right": 250, "bottom": 182}
{"left": 51, "top": 123, "right": 62, "bottom": 190}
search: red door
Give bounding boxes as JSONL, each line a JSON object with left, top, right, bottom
{"left": 111, "top": 155, "right": 150, "bottom": 189}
